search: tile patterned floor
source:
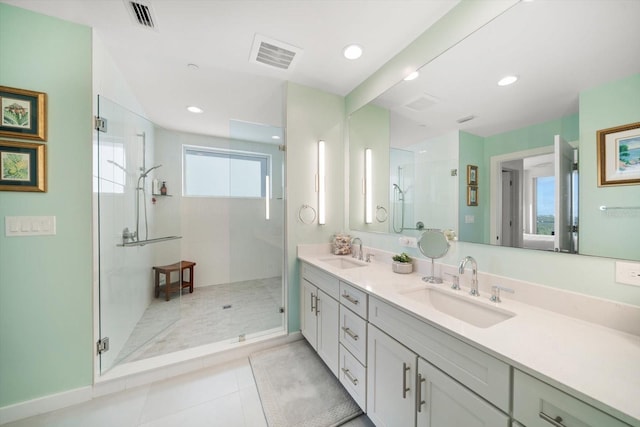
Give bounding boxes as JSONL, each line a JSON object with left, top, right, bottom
{"left": 116, "top": 277, "right": 283, "bottom": 365}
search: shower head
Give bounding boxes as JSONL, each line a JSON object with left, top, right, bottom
{"left": 393, "top": 183, "right": 404, "bottom": 195}
{"left": 140, "top": 164, "right": 162, "bottom": 178}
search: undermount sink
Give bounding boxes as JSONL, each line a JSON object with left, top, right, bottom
{"left": 319, "top": 257, "right": 368, "bottom": 270}
{"left": 399, "top": 287, "right": 515, "bottom": 328}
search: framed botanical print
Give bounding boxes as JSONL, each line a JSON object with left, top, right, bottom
{"left": 0, "top": 86, "right": 47, "bottom": 141}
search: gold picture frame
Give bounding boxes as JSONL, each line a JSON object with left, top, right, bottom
{"left": 0, "top": 86, "right": 47, "bottom": 141}
{"left": 467, "top": 164, "right": 478, "bottom": 185}
{"left": 0, "top": 140, "right": 47, "bottom": 192}
{"left": 467, "top": 185, "right": 478, "bottom": 206}
{"left": 597, "top": 121, "right": 640, "bottom": 186}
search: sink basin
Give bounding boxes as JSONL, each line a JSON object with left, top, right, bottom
{"left": 399, "top": 287, "right": 515, "bottom": 328}
{"left": 319, "top": 257, "right": 368, "bottom": 269}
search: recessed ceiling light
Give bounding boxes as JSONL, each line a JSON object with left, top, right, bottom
{"left": 187, "top": 106, "right": 203, "bottom": 113}
{"left": 498, "top": 75, "right": 518, "bottom": 86}
{"left": 343, "top": 44, "right": 363, "bottom": 60}
{"left": 271, "top": 135, "right": 281, "bottom": 140}
{"left": 404, "top": 71, "right": 419, "bottom": 81}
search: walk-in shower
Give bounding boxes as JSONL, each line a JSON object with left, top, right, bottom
{"left": 95, "top": 96, "right": 285, "bottom": 375}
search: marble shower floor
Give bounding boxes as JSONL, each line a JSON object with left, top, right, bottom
{"left": 114, "top": 277, "right": 283, "bottom": 365}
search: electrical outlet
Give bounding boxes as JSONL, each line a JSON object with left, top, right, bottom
{"left": 399, "top": 236, "right": 418, "bottom": 248}
{"left": 615, "top": 261, "right": 640, "bottom": 287}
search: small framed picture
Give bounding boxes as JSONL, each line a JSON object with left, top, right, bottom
{"left": 597, "top": 122, "right": 640, "bottom": 186}
{"left": 0, "top": 140, "right": 47, "bottom": 192}
{"left": 467, "top": 185, "right": 478, "bottom": 206}
{"left": 467, "top": 164, "right": 478, "bottom": 185}
{"left": 0, "top": 86, "right": 47, "bottom": 141}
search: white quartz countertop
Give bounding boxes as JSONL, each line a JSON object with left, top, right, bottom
{"left": 298, "top": 249, "right": 640, "bottom": 426}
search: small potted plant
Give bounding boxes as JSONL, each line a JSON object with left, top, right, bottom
{"left": 392, "top": 252, "right": 413, "bottom": 274}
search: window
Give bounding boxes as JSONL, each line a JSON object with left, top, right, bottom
{"left": 534, "top": 176, "right": 555, "bottom": 235}
{"left": 94, "top": 141, "right": 126, "bottom": 194}
{"left": 183, "top": 146, "right": 270, "bottom": 198}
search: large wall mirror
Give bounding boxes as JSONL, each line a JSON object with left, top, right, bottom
{"left": 348, "top": 0, "right": 640, "bottom": 261}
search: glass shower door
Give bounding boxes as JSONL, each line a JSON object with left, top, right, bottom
{"left": 95, "top": 96, "right": 182, "bottom": 373}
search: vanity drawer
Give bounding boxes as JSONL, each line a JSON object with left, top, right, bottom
{"left": 301, "top": 262, "right": 339, "bottom": 300}
{"left": 339, "top": 344, "right": 367, "bottom": 411}
{"left": 339, "top": 281, "right": 368, "bottom": 319}
{"left": 368, "top": 296, "right": 510, "bottom": 412}
{"left": 339, "top": 306, "right": 367, "bottom": 364}
{"left": 513, "top": 370, "right": 628, "bottom": 427}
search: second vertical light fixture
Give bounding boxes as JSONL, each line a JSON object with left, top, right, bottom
{"left": 318, "top": 140, "right": 326, "bottom": 225}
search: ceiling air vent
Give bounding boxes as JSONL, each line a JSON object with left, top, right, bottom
{"left": 404, "top": 94, "right": 439, "bottom": 112}
{"left": 126, "top": 0, "right": 157, "bottom": 30}
{"left": 250, "top": 34, "right": 302, "bottom": 71}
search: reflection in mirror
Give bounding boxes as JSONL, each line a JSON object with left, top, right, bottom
{"left": 348, "top": 0, "right": 640, "bottom": 261}
{"left": 418, "top": 229, "right": 450, "bottom": 284}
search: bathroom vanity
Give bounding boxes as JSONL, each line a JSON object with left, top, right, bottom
{"left": 298, "top": 245, "right": 640, "bottom": 427}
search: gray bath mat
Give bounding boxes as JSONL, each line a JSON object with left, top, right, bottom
{"left": 250, "top": 339, "right": 362, "bottom": 427}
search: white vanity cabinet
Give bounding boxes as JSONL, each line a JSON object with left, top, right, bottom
{"left": 300, "top": 263, "right": 340, "bottom": 376}
{"left": 513, "top": 370, "right": 629, "bottom": 427}
{"left": 338, "top": 281, "right": 368, "bottom": 410}
{"left": 416, "top": 359, "right": 509, "bottom": 427}
{"left": 367, "top": 324, "right": 417, "bottom": 427}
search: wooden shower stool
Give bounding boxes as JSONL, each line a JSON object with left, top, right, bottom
{"left": 153, "top": 261, "right": 196, "bottom": 301}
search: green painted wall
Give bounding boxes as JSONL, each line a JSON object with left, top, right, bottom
{"left": 458, "top": 131, "right": 485, "bottom": 243}
{"left": 285, "top": 83, "right": 345, "bottom": 332}
{"left": 579, "top": 73, "right": 640, "bottom": 259}
{"left": 0, "top": 4, "right": 93, "bottom": 407}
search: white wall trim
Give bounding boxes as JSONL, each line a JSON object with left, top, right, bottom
{"left": 0, "top": 386, "right": 92, "bottom": 425}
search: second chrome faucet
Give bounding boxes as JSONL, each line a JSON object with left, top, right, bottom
{"left": 458, "top": 256, "right": 479, "bottom": 296}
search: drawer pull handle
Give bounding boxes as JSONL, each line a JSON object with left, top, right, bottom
{"left": 342, "top": 292, "right": 359, "bottom": 305}
{"left": 416, "top": 373, "right": 426, "bottom": 413}
{"left": 341, "top": 326, "right": 359, "bottom": 341}
{"left": 539, "top": 412, "right": 566, "bottom": 427}
{"left": 341, "top": 368, "right": 359, "bottom": 386}
{"left": 402, "top": 362, "right": 411, "bottom": 399}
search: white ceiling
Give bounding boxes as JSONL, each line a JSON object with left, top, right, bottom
{"left": 3, "top": 0, "right": 460, "bottom": 140}
{"left": 375, "top": 0, "right": 640, "bottom": 147}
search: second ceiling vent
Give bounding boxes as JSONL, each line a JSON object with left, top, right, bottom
{"left": 250, "top": 34, "right": 302, "bottom": 71}
{"left": 126, "top": 0, "right": 158, "bottom": 30}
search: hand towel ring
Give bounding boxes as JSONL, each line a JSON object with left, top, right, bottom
{"left": 298, "top": 204, "right": 317, "bottom": 224}
{"left": 376, "top": 205, "right": 388, "bottom": 223}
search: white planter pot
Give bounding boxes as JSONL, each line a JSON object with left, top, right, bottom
{"left": 392, "top": 262, "right": 413, "bottom": 274}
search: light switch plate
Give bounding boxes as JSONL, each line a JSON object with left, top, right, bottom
{"left": 5, "top": 216, "right": 56, "bottom": 236}
{"left": 615, "top": 261, "right": 640, "bottom": 287}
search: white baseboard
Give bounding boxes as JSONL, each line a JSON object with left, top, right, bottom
{"left": 0, "top": 385, "right": 92, "bottom": 425}
{"left": 0, "top": 331, "right": 301, "bottom": 425}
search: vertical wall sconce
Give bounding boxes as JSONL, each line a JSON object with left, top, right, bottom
{"left": 365, "top": 148, "right": 373, "bottom": 224}
{"left": 265, "top": 175, "right": 270, "bottom": 220}
{"left": 318, "top": 140, "right": 326, "bottom": 225}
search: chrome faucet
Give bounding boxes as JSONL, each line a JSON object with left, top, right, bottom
{"left": 458, "top": 256, "right": 479, "bottom": 296}
{"left": 351, "top": 237, "right": 363, "bottom": 260}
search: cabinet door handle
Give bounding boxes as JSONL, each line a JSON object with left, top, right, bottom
{"left": 402, "top": 362, "right": 411, "bottom": 399}
{"left": 341, "top": 292, "right": 359, "bottom": 305}
{"left": 416, "top": 373, "right": 426, "bottom": 413}
{"left": 315, "top": 296, "right": 320, "bottom": 315}
{"left": 310, "top": 293, "right": 315, "bottom": 313}
{"left": 539, "top": 412, "right": 566, "bottom": 427}
{"left": 341, "top": 368, "right": 359, "bottom": 386}
{"left": 341, "top": 326, "right": 359, "bottom": 341}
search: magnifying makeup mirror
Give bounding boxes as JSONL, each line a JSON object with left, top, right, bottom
{"left": 418, "top": 229, "right": 450, "bottom": 283}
